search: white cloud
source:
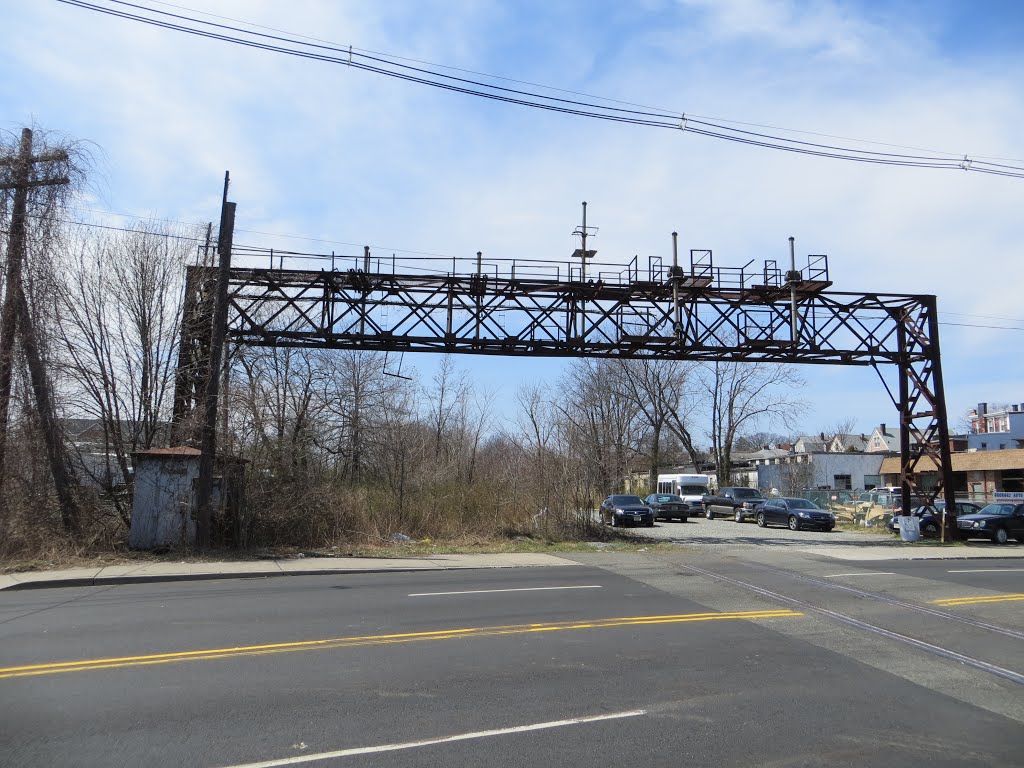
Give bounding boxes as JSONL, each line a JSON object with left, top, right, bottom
{"left": 2, "top": 0, "right": 1021, "bottom": 437}
{"left": 675, "top": 0, "right": 908, "bottom": 62}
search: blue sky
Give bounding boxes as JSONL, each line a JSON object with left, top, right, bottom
{"left": 3, "top": 0, "right": 1023, "bottom": 440}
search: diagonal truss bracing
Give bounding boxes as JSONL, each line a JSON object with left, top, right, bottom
{"left": 178, "top": 258, "right": 956, "bottom": 528}
{"left": 216, "top": 267, "right": 918, "bottom": 364}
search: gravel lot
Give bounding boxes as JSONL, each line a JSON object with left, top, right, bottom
{"left": 624, "top": 514, "right": 891, "bottom": 549}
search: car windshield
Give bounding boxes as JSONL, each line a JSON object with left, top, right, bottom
{"left": 611, "top": 495, "right": 644, "bottom": 506}
{"left": 732, "top": 488, "right": 761, "bottom": 499}
{"left": 785, "top": 498, "right": 819, "bottom": 510}
{"left": 977, "top": 504, "right": 1016, "bottom": 517}
{"left": 655, "top": 495, "right": 683, "bottom": 502}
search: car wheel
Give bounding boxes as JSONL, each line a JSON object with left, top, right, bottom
{"left": 646, "top": 520, "right": 655, "bottom": 528}
{"left": 756, "top": 512, "right": 766, "bottom": 528}
{"left": 734, "top": 510, "right": 743, "bottom": 523}
{"left": 922, "top": 523, "right": 938, "bottom": 537}
{"left": 788, "top": 516, "right": 800, "bottom": 531}
{"left": 825, "top": 526, "right": 834, "bottom": 532}
{"left": 705, "top": 508, "right": 714, "bottom": 520}
{"left": 992, "top": 527, "right": 1009, "bottom": 545}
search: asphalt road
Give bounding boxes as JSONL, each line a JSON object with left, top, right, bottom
{"left": 1, "top": 553, "right": 1022, "bottom": 767}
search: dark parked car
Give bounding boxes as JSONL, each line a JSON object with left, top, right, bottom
{"left": 888, "top": 501, "right": 983, "bottom": 537}
{"left": 957, "top": 502, "right": 1024, "bottom": 544}
{"left": 644, "top": 493, "right": 689, "bottom": 522}
{"left": 756, "top": 497, "right": 835, "bottom": 531}
{"left": 600, "top": 495, "right": 655, "bottom": 527}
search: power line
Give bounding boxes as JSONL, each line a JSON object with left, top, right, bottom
{"left": 65, "top": 206, "right": 462, "bottom": 258}
{"left": 26, "top": 214, "right": 1024, "bottom": 330}
{"left": 55, "top": 0, "right": 1024, "bottom": 179}
{"left": 98, "top": 0, "right": 1024, "bottom": 165}
{"left": 66, "top": 205, "right": 201, "bottom": 229}
{"left": 940, "top": 322, "right": 1024, "bottom": 332}
{"left": 9, "top": 213, "right": 1024, "bottom": 332}
{"left": 943, "top": 310, "right": 1024, "bottom": 323}
{"left": 17, "top": 213, "right": 207, "bottom": 241}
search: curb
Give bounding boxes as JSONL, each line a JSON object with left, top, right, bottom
{"left": 0, "top": 564, "right": 528, "bottom": 591}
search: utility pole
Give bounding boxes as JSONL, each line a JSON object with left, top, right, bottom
{"left": 671, "top": 231, "right": 681, "bottom": 335}
{"left": 571, "top": 202, "right": 597, "bottom": 340}
{"left": 787, "top": 236, "right": 800, "bottom": 342}
{"left": 0, "top": 128, "right": 79, "bottom": 531}
{"left": 193, "top": 172, "right": 235, "bottom": 549}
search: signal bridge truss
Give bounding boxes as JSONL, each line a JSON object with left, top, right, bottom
{"left": 175, "top": 241, "right": 955, "bottom": 521}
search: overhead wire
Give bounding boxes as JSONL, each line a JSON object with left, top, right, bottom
{"left": 17, "top": 209, "right": 1020, "bottom": 331}
{"left": 89, "top": 0, "right": 1024, "bottom": 164}
{"left": 31, "top": 0, "right": 1024, "bottom": 333}
{"left": 55, "top": 0, "right": 1024, "bottom": 178}
{"left": 117, "top": 2, "right": 1024, "bottom": 164}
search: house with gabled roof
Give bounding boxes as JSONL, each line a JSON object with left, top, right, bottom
{"left": 866, "top": 423, "right": 899, "bottom": 453}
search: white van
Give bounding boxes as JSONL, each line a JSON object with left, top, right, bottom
{"left": 657, "top": 473, "right": 718, "bottom": 506}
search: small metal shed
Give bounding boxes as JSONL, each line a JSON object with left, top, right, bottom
{"left": 129, "top": 447, "right": 247, "bottom": 549}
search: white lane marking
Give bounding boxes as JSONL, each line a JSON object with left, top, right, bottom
{"left": 822, "top": 572, "right": 895, "bottom": 578}
{"left": 408, "top": 585, "right": 603, "bottom": 597}
{"left": 214, "top": 709, "right": 647, "bottom": 768}
{"left": 947, "top": 568, "right": 1024, "bottom": 573}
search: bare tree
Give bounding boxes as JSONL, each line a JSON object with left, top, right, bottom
{"left": 612, "top": 359, "right": 698, "bottom": 494}
{"left": 734, "top": 431, "right": 791, "bottom": 452}
{"left": 701, "top": 360, "right": 808, "bottom": 486}
{"left": 820, "top": 417, "right": 860, "bottom": 451}
{"left": 231, "top": 347, "right": 335, "bottom": 473}
{"left": 556, "top": 359, "right": 646, "bottom": 503}
{"left": 318, "top": 350, "right": 399, "bottom": 483}
{"left": 777, "top": 457, "right": 815, "bottom": 496}
{"left": 424, "top": 355, "right": 469, "bottom": 461}
{"left": 53, "top": 223, "right": 196, "bottom": 525}
{"left": 0, "top": 126, "right": 92, "bottom": 534}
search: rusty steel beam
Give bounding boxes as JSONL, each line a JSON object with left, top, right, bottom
{"left": 216, "top": 266, "right": 924, "bottom": 366}
{"left": 174, "top": 246, "right": 955, "bottom": 515}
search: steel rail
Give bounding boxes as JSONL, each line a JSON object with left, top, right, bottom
{"left": 676, "top": 562, "right": 1024, "bottom": 686}
{"left": 738, "top": 559, "right": 1024, "bottom": 641}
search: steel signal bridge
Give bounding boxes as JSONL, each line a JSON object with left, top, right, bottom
{"left": 174, "top": 194, "right": 955, "bottom": 542}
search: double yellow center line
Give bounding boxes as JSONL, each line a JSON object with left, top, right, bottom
{"left": 932, "top": 593, "right": 1024, "bottom": 607}
{"left": 0, "top": 609, "right": 800, "bottom": 680}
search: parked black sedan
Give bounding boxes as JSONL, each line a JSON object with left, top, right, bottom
{"left": 600, "top": 495, "right": 655, "bottom": 527}
{"left": 756, "top": 497, "right": 835, "bottom": 531}
{"left": 644, "top": 493, "right": 689, "bottom": 522}
{"left": 957, "top": 502, "right": 1024, "bottom": 544}
{"left": 888, "top": 501, "right": 983, "bottom": 537}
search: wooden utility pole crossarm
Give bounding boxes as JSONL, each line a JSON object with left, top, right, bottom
{"left": 0, "top": 128, "right": 80, "bottom": 531}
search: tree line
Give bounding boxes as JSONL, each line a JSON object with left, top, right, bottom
{"left": 0, "top": 129, "right": 807, "bottom": 556}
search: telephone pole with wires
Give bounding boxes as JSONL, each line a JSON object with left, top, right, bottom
{"left": 0, "top": 128, "right": 81, "bottom": 532}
